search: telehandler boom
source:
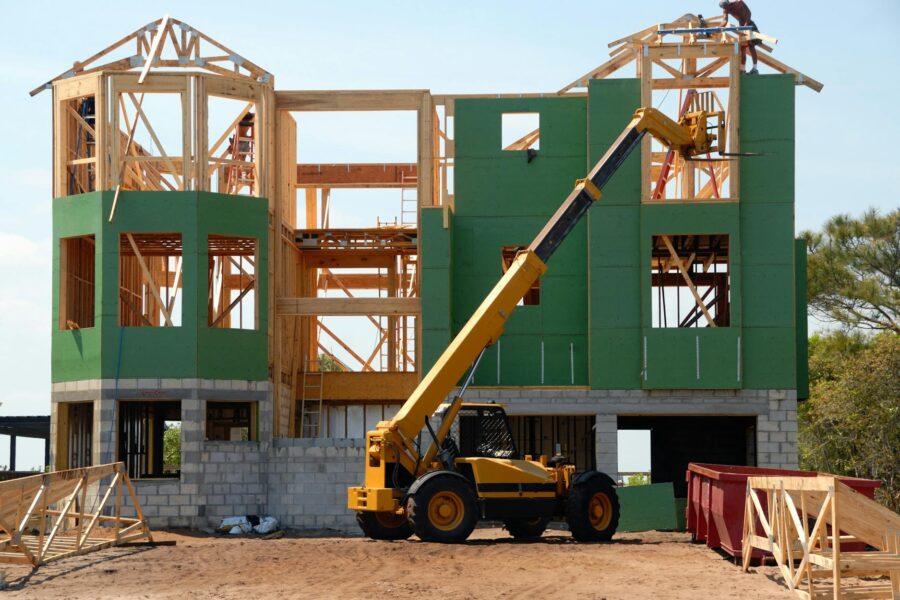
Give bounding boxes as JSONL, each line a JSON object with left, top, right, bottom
{"left": 347, "top": 106, "right": 726, "bottom": 543}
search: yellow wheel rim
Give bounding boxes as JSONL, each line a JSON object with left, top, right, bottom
{"left": 427, "top": 491, "right": 465, "bottom": 532}
{"left": 374, "top": 511, "right": 407, "bottom": 529}
{"left": 589, "top": 492, "right": 613, "bottom": 531}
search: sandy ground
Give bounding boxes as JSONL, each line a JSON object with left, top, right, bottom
{"left": 0, "top": 527, "right": 794, "bottom": 599}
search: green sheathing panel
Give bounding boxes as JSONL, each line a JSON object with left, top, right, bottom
{"left": 52, "top": 193, "right": 105, "bottom": 380}
{"left": 617, "top": 482, "right": 678, "bottom": 532}
{"left": 196, "top": 193, "right": 269, "bottom": 380}
{"left": 740, "top": 74, "right": 797, "bottom": 389}
{"left": 420, "top": 207, "right": 452, "bottom": 372}
{"left": 587, "top": 79, "right": 643, "bottom": 389}
{"left": 452, "top": 97, "right": 588, "bottom": 386}
{"left": 641, "top": 203, "right": 742, "bottom": 389}
{"left": 794, "top": 238, "right": 809, "bottom": 399}
{"left": 51, "top": 191, "right": 268, "bottom": 382}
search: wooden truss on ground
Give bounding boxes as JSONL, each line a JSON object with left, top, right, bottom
{"left": 743, "top": 475, "right": 900, "bottom": 599}
{"left": 0, "top": 463, "right": 152, "bottom": 566}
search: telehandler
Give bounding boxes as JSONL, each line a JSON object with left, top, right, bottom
{"left": 347, "top": 105, "right": 726, "bottom": 543}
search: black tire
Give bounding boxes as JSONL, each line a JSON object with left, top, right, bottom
{"left": 356, "top": 511, "right": 413, "bottom": 541}
{"left": 406, "top": 475, "right": 478, "bottom": 543}
{"left": 566, "top": 474, "right": 620, "bottom": 542}
{"left": 504, "top": 516, "right": 551, "bottom": 539}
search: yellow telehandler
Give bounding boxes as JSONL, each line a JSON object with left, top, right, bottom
{"left": 348, "top": 106, "right": 726, "bottom": 543}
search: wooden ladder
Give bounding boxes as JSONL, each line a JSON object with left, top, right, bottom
{"left": 299, "top": 370, "right": 324, "bottom": 438}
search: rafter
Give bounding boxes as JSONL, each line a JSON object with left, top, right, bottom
{"left": 31, "top": 16, "right": 273, "bottom": 96}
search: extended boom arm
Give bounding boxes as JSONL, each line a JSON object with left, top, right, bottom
{"left": 374, "top": 106, "right": 724, "bottom": 477}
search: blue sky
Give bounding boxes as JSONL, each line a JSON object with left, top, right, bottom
{"left": 1, "top": 1, "right": 898, "bottom": 470}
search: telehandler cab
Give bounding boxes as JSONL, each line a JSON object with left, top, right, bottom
{"left": 347, "top": 106, "right": 726, "bottom": 543}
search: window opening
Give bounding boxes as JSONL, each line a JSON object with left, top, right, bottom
{"left": 64, "top": 96, "right": 97, "bottom": 194}
{"left": 117, "top": 400, "right": 181, "bottom": 478}
{"left": 60, "top": 235, "right": 96, "bottom": 329}
{"left": 501, "top": 245, "right": 540, "bottom": 305}
{"left": 206, "top": 401, "right": 257, "bottom": 441}
{"left": 119, "top": 233, "right": 183, "bottom": 326}
{"left": 501, "top": 113, "right": 540, "bottom": 151}
{"left": 208, "top": 235, "right": 257, "bottom": 329}
{"left": 651, "top": 234, "right": 730, "bottom": 327}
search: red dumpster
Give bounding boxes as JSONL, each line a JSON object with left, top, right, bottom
{"left": 685, "top": 463, "right": 881, "bottom": 561}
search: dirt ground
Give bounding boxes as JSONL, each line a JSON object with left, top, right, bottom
{"left": 0, "top": 527, "right": 794, "bottom": 599}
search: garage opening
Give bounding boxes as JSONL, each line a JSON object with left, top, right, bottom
{"left": 618, "top": 415, "right": 756, "bottom": 497}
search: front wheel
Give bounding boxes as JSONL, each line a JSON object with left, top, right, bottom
{"left": 356, "top": 511, "right": 413, "bottom": 540}
{"left": 566, "top": 474, "right": 620, "bottom": 542}
{"left": 406, "top": 475, "right": 478, "bottom": 543}
{"left": 504, "top": 516, "right": 551, "bottom": 540}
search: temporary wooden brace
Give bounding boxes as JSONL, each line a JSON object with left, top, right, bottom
{"left": 742, "top": 475, "right": 900, "bottom": 599}
{"left": 0, "top": 463, "right": 153, "bottom": 567}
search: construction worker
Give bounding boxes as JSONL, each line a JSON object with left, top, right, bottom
{"left": 720, "top": 1, "right": 760, "bottom": 74}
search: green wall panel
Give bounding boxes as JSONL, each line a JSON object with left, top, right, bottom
{"left": 449, "top": 96, "right": 589, "bottom": 386}
{"left": 588, "top": 78, "right": 642, "bottom": 389}
{"left": 590, "top": 267, "right": 641, "bottom": 329}
{"left": 741, "top": 327, "right": 796, "bottom": 388}
{"left": 644, "top": 329, "right": 740, "bottom": 389}
{"left": 795, "top": 238, "right": 809, "bottom": 399}
{"left": 590, "top": 328, "right": 642, "bottom": 389}
{"left": 741, "top": 202, "right": 794, "bottom": 265}
{"left": 740, "top": 74, "right": 795, "bottom": 203}
{"left": 617, "top": 482, "right": 678, "bottom": 532}
{"left": 739, "top": 74, "right": 799, "bottom": 390}
{"left": 52, "top": 191, "right": 268, "bottom": 383}
{"left": 417, "top": 74, "right": 800, "bottom": 392}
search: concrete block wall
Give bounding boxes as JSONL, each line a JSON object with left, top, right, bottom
{"left": 459, "top": 387, "right": 801, "bottom": 477}
{"left": 267, "top": 438, "right": 366, "bottom": 531}
{"left": 52, "top": 378, "right": 271, "bottom": 529}
{"left": 50, "top": 381, "right": 798, "bottom": 533}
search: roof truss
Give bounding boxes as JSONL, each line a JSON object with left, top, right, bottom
{"left": 31, "top": 15, "right": 272, "bottom": 96}
{"left": 558, "top": 13, "right": 822, "bottom": 94}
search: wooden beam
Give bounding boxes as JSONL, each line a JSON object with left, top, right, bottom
{"left": 319, "top": 372, "right": 418, "bottom": 401}
{"left": 652, "top": 77, "right": 731, "bottom": 90}
{"left": 125, "top": 233, "right": 174, "bottom": 326}
{"left": 296, "top": 163, "right": 417, "bottom": 188}
{"left": 277, "top": 297, "right": 420, "bottom": 316}
{"left": 138, "top": 16, "right": 171, "bottom": 84}
{"left": 275, "top": 90, "right": 427, "bottom": 112}
{"left": 661, "top": 235, "right": 717, "bottom": 327}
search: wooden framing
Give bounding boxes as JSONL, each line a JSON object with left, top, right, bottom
{"left": 0, "top": 463, "right": 152, "bottom": 566}
{"left": 743, "top": 475, "right": 900, "bottom": 599}
{"left": 40, "top": 15, "right": 821, "bottom": 440}
{"left": 32, "top": 16, "right": 272, "bottom": 97}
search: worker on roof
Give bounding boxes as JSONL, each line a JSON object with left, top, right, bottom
{"left": 720, "top": 1, "right": 761, "bottom": 74}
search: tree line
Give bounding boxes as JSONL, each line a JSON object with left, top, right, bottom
{"left": 799, "top": 208, "right": 899, "bottom": 511}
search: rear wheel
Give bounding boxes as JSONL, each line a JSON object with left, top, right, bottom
{"left": 566, "top": 474, "right": 620, "bottom": 542}
{"left": 406, "top": 475, "right": 478, "bottom": 543}
{"left": 356, "top": 510, "right": 413, "bottom": 541}
{"left": 504, "top": 516, "right": 551, "bottom": 540}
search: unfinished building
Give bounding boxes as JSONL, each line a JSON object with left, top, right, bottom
{"left": 43, "top": 15, "right": 819, "bottom": 529}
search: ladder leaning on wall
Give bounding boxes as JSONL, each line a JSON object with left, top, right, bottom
{"left": 299, "top": 364, "right": 324, "bottom": 438}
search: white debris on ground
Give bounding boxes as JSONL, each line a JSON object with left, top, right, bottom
{"left": 216, "top": 516, "right": 280, "bottom": 535}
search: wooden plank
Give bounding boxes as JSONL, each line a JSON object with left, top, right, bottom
{"left": 296, "top": 163, "right": 417, "bottom": 188}
{"left": 756, "top": 51, "right": 824, "bottom": 92}
{"left": 277, "top": 297, "right": 420, "bottom": 316}
{"left": 138, "top": 16, "right": 171, "bottom": 84}
{"left": 275, "top": 90, "right": 427, "bottom": 112}
{"left": 125, "top": 234, "right": 174, "bottom": 326}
